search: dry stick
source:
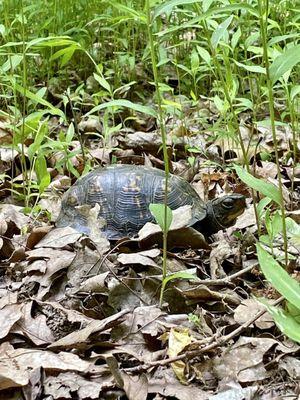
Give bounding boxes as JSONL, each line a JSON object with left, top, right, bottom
{"left": 124, "top": 296, "right": 284, "bottom": 372}
{"left": 83, "top": 238, "right": 149, "bottom": 306}
{"left": 191, "top": 263, "right": 258, "bottom": 286}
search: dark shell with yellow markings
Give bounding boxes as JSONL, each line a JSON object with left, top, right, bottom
{"left": 56, "top": 165, "right": 246, "bottom": 239}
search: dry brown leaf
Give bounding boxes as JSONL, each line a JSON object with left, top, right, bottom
{"left": 11, "top": 302, "right": 55, "bottom": 345}
{"left": 279, "top": 356, "right": 300, "bottom": 380}
{"left": 75, "top": 272, "right": 110, "bottom": 294}
{"left": 214, "top": 336, "right": 277, "bottom": 383}
{"left": 24, "top": 248, "right": 75, "bottom": 299}
{"left": 0, "top": 342, "right": 92, "bottom": 390}
{"left": 176, "top": 283, "right": 241, "bottom": 306}
{"left": 48, "top": 309, "right": 129, "bottom": 349}
{"left": 0, "top": 204, "right": 30, "bottom": 230}
{"left": 34, "top": 227, "right": 82, "bottom": 248}
{"left": 0, "top": 303, "right": 23, "bottom": 339}
{"left": 121, "top": 372, "right": 148, "bottom": 400}
{"left": 234, "top": 299, "right": 274, "bottom": 330}
{"left": 209, "top": 240, "right": 237, "bottom": 279}
{"left": 26, "top": 225, "right": 53, "bottom": 249}
{"left": 117, "top": 249, "right": 160, "bottom": 267}
{"left": 44, "top": 371, "right": 112, "bottom": 400}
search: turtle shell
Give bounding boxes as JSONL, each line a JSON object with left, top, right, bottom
{"left": 56, "top": 165, "right": 207, "bottom": 239}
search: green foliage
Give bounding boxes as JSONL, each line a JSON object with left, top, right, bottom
{"left": 161, "top": 271, "right": 198, "bottom": 296}
{"left": 257, "top": 244, "right": 300, "bottom": 343}
{"left": 149, "top": 203, "right": 173, "bottom": 233}
{"left": 235, "top": 165, "right": 281, "bottom": 205}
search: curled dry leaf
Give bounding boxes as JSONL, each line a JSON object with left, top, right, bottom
{"left": 279, "top": 356, "right": 300, "bottom": 380}
{"left": 117, "top": 249, "right": 160, "bottom": 267}
{"left": 75, "top": 271, "right": 110, "bottom": 294}
{"left": 11, "top": 302, "right": 55, "bottom": 345}
{"left": 0, "top": 342, "right": 92, "bottom": 390}
{"left": 121, "top": 372, "right": 148, "bottom": 400}
{"left": 24, "top": 248, "right": 76, "bottom": 300}
{"left": 209, "top": 240, "right": 238, "bottom": 279}
{"left": 26, "top": 225, "right": 53, "bottom": 249}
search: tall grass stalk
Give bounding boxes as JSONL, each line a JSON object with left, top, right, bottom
{"left": 258, "top": 0, "right": 288, "bottom": 266}
{"left": 145, "top": 0, "right": 169, "bottom": 306}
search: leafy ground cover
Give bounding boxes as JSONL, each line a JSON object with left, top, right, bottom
{"left": 0, "top": 0, "right": 300, "bottom": 399}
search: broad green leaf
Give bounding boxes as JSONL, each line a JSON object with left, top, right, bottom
{"left": 108, "top": 1, "right": 146, "bottom": 22}
{"left": 211, "top": 15, "right": 233, "bottom": 49}
{"left": 286, "top": 301, "right": 300, "bottom": 323}
{"left": 28, "top": 122, "right": 48, "bottom": 161}
{"left": 29, "top": 36, "right": 75, "bottom": 50}
{"left": 257, "top": 244, "right": 300, "bottom": 309}
{"left": 66, "top": 123, "right": 75, "bottom": 143}
{"left": 285, "top": 217, "right": 300, "bottom": 236}
{"left": 0, "top": 24, "right": 5, "bottom": 37}
{"left": 268, "top": 33, "right": 300, "bottom": 47}
{"left": 233, "top": 60, "right": 266, "bottom": 74}
{"left": 258, "top": 299, "right": 300, "bottom": 343}
{"left": 161, "top": 271, "right": 198, "bottom": 294}
{"left": 190, "top": 49, "right": 199, "bottom": 71}
{"left": 1, "top": 54, "right": 23, "bottom": 72}
{"left": 196, "top": 46, "right": 211, "bottom": 65}
{"left": 257, "top": 197, "right": 272, "bottom": 219}
{"left": 14, "top": 83, "right": 65, "bottom": 119}
{"left": 93, "top": 73, "right": 111, "bottom": 93}
{"left": 149, "top": 203, "right": 173, "bottom": 233}
{"left": 153, "top": 0, "right": 201, "bottom": 19}
{"left": 35, "top": 155, "right": 51, "bottom": 194}
{"left": 269, "top": 44, "right": 300, "bottom": 83}
{"left": 86, "top": 99, "right": 157, "bottom": 118}
{"left": 157, "top": 5, "right": 257, "bottom": 38}
{"left": 235, "top": 165, "right": 281, "bottom": 205}
{"left": 290, "top": 85, "right": 300, "bottom": 101}
{"left": 231, "top": 27, "right": 241, "bottom": 50}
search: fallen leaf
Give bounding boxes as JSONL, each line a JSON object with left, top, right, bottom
{"left": 0, "top": 342, "right": 92, "bottom": 390}
{"left": 48, "top": 309, "right": 129, "bottom": 349}
{"left": 118, "top": 249, "right": 160, "bottom": 267}
{"left": 34, "top": 227, "right": 82, "bottom": 248}
{"left": 234, "top": 299, "right": 274, "bottom": 329}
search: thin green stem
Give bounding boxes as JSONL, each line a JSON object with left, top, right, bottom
{"left": 145, "top": 1, "right": 169, "bottom": 306}
{"left": 258, "top": 0, "right": 288, "bottom": 267}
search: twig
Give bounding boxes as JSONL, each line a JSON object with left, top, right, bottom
{"left": 124, "top": 296, "right": 284, "bottom": 372}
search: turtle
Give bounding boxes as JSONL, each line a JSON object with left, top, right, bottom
{"left": 56, "top": 165, "right": 246, "bottom": 239}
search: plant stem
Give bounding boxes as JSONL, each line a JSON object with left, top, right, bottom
{"left": 145, "top": 1, "right": 169, "bottom": 306}
{"left": 258, "top": 0, "right": 288, "bottom": 267}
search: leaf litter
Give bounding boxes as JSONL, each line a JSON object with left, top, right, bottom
{"left": 0, "top": 93, "right": 299, "bottom": 399}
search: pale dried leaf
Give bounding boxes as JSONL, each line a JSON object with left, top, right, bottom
{"left": 34, "top": 227, "right": 82, "bottom": 248}
{"left": 234, "top": 299, "right": 274, "bottom": 329}
{"left": 0, "top": 303, "right": 23, "bottom": 339}
{"left": 11, "top": 302, "right": 55, "bottom": 345}
{"left": 0, "top": 342, "right": 91, "bottom": 390}
{"left": 122, "top": 372, "right": 148, "bottom": 400}
{"left": 118, "top": 250, "right": 159, "bottom": 267}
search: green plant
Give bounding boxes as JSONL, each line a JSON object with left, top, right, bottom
{"left": 257, "top": 244, "right": 300, "bottom": 344}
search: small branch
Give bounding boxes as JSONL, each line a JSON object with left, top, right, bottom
{"left": 124, "top": 296, "right": 284, "bottom": 372}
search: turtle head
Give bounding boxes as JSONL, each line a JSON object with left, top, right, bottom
{"left": 204, "top": 194, "right": 246, "bottom": 235}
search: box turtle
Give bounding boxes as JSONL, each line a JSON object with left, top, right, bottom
{"left": 56, "top": 165, "right": 246, "bottom": 239}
